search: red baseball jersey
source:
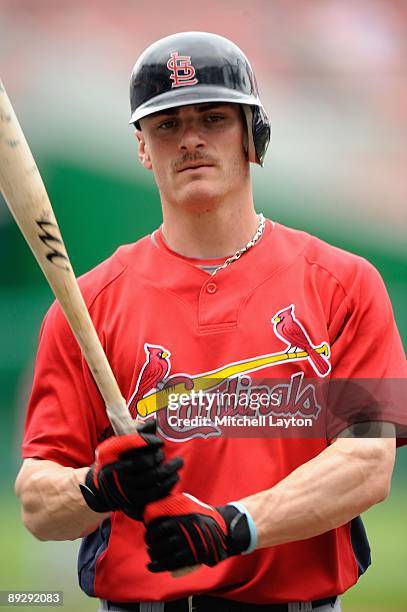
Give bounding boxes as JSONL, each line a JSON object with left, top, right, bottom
{"left": 22, "top": 220, "right": 407, "bottom": 604}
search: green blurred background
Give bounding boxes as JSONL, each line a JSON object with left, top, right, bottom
{"left": 0, "top": 1, "right": 406, "bottom": 610}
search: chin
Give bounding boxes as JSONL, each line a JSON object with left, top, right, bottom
{"left": 176, "top": 181, "right": 224, "bottom": 210}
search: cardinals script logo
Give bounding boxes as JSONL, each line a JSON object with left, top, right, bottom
{"left": 167, "top": 51, "right": 198, "bottom": 88}
{"left": 127, "top": 308, "right": 331, "bottom": 441}
{"left": 272, "top": 304, "right": 331, "bottom": 377}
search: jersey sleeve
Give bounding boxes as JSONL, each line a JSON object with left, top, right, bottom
{"left": 21, "top": 301, "right": 107, "bottom": 467}
{"left": 327, "top": 258, "right": 407, "bottom": 446}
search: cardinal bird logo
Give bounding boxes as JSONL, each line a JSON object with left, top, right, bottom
{"left": 272, "top": 304, "right": 331, "bottom": 377}
{"left": 128, "top": 343, "right": 171, "bottom": 418}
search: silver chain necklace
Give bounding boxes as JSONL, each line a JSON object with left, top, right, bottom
{"left": 211, "top": 213, "right": 266, "bottom": 276}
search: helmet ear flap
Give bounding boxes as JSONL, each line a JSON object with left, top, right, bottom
{"left": 242, "top": 104, "right": 271, "bottom": 167}
{"left": 242, "top": 105, "right": 256, "bottom": 164}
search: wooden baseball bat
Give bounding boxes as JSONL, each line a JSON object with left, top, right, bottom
{"left": 0, "top": 79, "right": 137, "bottom": 437}
{"left": 0, "top": 80, "right": 195, "bottom": 577}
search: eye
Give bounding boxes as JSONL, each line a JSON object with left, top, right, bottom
{"left": 157, "top": 119, "right": 177, "bottom": 130}
{"left": 205, "top": 114, "right": 225, "bottom": 123}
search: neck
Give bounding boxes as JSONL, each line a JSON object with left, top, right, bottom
{"left": 160, "top": 191, "right": 260, "bottom": 259}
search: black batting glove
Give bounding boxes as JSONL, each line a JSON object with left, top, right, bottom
{"left": 143, "top": 492, "right": 253, "bottom": 572}
{"left": 80, "top": 420, "right": 183, "bottom": 520}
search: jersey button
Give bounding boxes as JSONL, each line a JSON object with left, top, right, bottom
{"left": 206, "top": 282, "right": 217, "bottom": 294}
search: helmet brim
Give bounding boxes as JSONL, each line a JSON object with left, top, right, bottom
{"left": 129, "top": 84, "right": 261, "bottom": 125}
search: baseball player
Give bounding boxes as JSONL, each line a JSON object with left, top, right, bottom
{"left": 15, "top": 32, "right": 407, "bottom": 612}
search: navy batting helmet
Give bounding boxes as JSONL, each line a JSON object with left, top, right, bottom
{"left": 129, "top": 32, "right": 271, "bottom": 166}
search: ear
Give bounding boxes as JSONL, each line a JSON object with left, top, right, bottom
{"left": 135, "top": 129, "right": 153, "bottom": 170}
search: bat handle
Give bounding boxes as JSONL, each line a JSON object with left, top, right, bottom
{"left": 110, "top": 408, "right": 197, "bottom": 576}
{"left": 106, "top": 400, "right": 140, "bottom": 436}
{"left": 107, "top": 402, "right": 198, "bottom": 577}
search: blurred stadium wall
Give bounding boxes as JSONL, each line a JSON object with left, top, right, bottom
{"left": 0, "top": 1, "right": 406, "bottom": 610}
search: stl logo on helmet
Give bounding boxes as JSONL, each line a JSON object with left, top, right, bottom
{"left": 167, "top": 51, "right": 198, "bottom": 88}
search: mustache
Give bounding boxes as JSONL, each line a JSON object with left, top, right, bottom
{"left": 173, "top": 152, "right": 217, "bottom": 172}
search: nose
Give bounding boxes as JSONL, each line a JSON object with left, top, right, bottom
{"left": 178, "top": 119, "right": 205, "bottom": 152}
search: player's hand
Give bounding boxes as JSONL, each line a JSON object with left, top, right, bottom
{"left": 79, "top": 420, "right": 183, "bottom": 520}
{"left": 143, "top": 493, "right": 253, "bottom": 572}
